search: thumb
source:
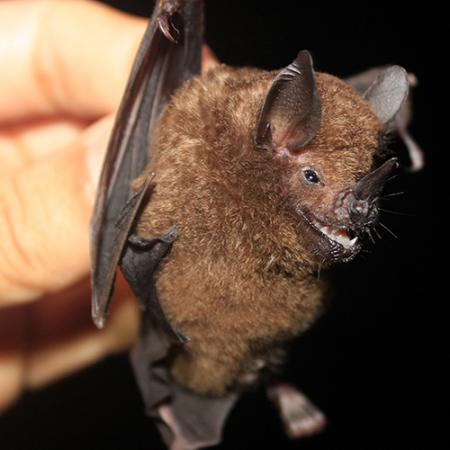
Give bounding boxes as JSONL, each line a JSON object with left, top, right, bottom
{"left": 0, "top": 116, "right": 113, "bottom": 303}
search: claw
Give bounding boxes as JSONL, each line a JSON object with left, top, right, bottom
{"left": 157, "top": 0, "right": 182, "bottom": 43}
{"left": 158, "top": 13, "right": 181, "bottom": 43}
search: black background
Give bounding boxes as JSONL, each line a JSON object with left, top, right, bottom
{"left": 1, "top": 1, "right": 445, "bottom": 449}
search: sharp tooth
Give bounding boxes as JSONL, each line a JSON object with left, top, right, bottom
{"left": 318, "top": 225, "right": 358, "bottom": 249}
{"left": 337, "top": 236, "right": 350, "bottom": 247}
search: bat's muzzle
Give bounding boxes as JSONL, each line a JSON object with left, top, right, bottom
{"left": 349, "top": 157, "right": 398, "bottom": 230}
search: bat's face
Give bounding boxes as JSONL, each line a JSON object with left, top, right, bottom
{"left": 282, "top": 145, "right": 398, "bottom": 264}
{"left": 251, "top": 55, "right": 408, "bottom": 266}
{"left": 277, "top": 74, "right": 397, "bottom": 263}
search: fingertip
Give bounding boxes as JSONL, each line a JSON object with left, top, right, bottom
{"left": 201, "top": 46, "right": 219, "bottom": 75}
{"left": 0, "top": 356, "right": 24, "bottom": 412}
{"left": 103, "top": 292, "right": 140, "bottom": 353}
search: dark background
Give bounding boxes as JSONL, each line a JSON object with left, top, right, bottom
{"left": 1, "top": 1, "right": 445, "bottom": 449}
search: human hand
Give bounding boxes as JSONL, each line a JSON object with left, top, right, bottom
{"left": 0, "top": 0, "right": 218, "bottom": 411}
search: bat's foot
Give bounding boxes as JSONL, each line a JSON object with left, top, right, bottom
{"left": 156, "top": 387, "right": 238, "bottom": 450}
{"left": 158, "top": 404, "right": 204, "bottom": 450}
{"left": 267, "top": 383, "right": 327, "bottom": 439}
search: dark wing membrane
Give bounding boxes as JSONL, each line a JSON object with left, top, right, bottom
{"left": 90, "top": 0, "right": 203, "bottom": 328}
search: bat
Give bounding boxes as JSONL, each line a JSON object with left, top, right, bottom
{"left": 90, "top": 1, "right": 420, "bottom": 448}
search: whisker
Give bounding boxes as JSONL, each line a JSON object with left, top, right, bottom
{"left": 379, "top": 222, "right": 398, "bottom": 239}
{"left": 366, "top": 228, "right": 376, "bottom": 244}
{"left": 379, "top": 208, "right": 415, "bottom": 217}
{"left": 315, "top": 258, "right": 327, "bottom": 280}
{"left": 381, "top": 191, "right": 405, "bottom": 198}
{"left": 373, "top": 227, "right": 382, "bottom": 240}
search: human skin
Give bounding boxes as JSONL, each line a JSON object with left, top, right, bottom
{"left": 0, "top": 0, "right": 217, "bottom": 411}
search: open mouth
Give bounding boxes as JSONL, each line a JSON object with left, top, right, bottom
{"left": 316, "top": 224, "right": 358, "bottom": 250}
{"left": 297, "top": 208, "right": 361, "bottom": 261}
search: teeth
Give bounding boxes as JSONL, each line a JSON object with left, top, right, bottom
{"left": 334, "top": 234, "right": 351, "bottom": 248}
{"left": 318, "top": 224, "right": 358, "bottom": 249}
{"left": 320, "top": 226, "right": 330, "bottom": 235}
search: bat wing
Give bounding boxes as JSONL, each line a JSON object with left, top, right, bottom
{"left": 90, "top": 0, "right": 203, "bottom": 330}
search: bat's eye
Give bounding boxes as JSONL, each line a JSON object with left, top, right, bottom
{"left": 303, "top": 169, "right": 321, "bottom": 184}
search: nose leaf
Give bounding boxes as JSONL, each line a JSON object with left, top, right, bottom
{"left": 354, "top": 158, "right": 398, "bottom": 201}
{"left": 343, "top": 158, "right": 398, "bottom": 228}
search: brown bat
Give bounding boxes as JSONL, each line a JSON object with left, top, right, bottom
{"left": 90, "top": 1, "right": 415, "bottom": 449}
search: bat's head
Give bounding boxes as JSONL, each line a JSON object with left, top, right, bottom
{"left": 253, "top": 51, "right": 408, "bottom": 264}
{"left": 148, "top": 51, "right": 409, "bottom": 270}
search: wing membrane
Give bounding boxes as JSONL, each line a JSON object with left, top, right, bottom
{"left": 90, "top": 0, "right": 203, "bottom": 327}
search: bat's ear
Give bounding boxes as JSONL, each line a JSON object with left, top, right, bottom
{"left": 363, "top": 66, "right": 409, "bottom": 125}
{"left": 255, "top": 50, "right": 322, "bottom": 151}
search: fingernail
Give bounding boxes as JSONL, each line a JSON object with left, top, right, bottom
{"left": 84, "top": 115, "right": 114, "bottom": 204}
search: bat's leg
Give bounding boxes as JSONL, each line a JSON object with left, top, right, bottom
{"left": 267, "top": 383, "right": 327, "bottom": 439}
{"left": 157, "top": 404, "right": 197, "bottom": 450}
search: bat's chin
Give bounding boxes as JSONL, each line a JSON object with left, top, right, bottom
{"left": 297, "top": 207, "right": 362, "bottom": 263}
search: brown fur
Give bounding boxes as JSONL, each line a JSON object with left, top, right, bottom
{"left": 132, "top": 65, "right": 382, "bottom": 395}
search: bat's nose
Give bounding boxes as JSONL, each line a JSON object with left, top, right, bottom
{"left": 347, "top": 157, "right": 398, "bottom": 228}
{"left": 348, "top": 197, "right": 371, "bottom": 226}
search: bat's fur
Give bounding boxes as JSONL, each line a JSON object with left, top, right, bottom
{"left": 133, "top": 65, "right": 382, "bottom": 395}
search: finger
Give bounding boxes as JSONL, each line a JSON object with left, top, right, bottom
{"left": 0, "top": 114, "right": 113, "bottom": 303}
{"left": 25, "top": 276, "right": 139, "bottom": 390}
{"left": 0, "top": 275, "right": 139, "bottom": 412}
{"left": 202, "top": 45, "right": 219, "bottom": 75}
{"left": 0, "top": 305, "right": 27, "bottom": 411}
{"left": 0, "top": 118, "right": 86, "bottom": 173}
{"left": 0, "top": 1, "right": 219, "bottom": 123}
{"left": 0, "top": 0, "right": 146, "bottom": 122}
